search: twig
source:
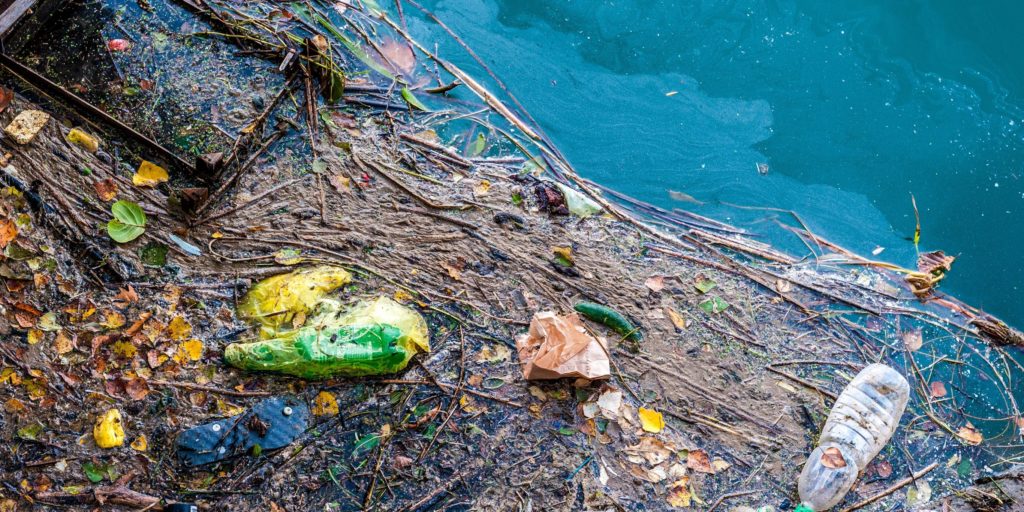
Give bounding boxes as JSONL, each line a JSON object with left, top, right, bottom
{"left": 839, "top": 462, "right": 938, "bottom": 512}
{"left": 708, "top": 489, "right": 758, "bottom": 512}
{"left": 149, "top": 379, "right": 270, "bottom": 397}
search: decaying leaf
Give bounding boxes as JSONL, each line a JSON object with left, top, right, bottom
{"left": 552, "top": 246, "right": 574, "bottom": 267}
{"left": 166, "top": 316, "right": 191, "bottom": 340}
{"left": 957, "top": 423, "right": 983, "bottom": 446}
{"left": 645, "top": 276, "right": 665, "bottom": 292}
{"left": 312, "top": 391, "right": 339, "bottom": 416}
{"left": 687, "top": 449, "right": 714, "bottom": 474}
{"left": 820, "top": 446, "right": 847, "bottom": 468}
{"left": 378, "top": 38, "right": 415, "bottom": 75}
{"left": 0, "top": 219, "right": 17, "bottom": 248}
{"left": 666, "top": 476, "right": 692, "bottom": 507}
{"left": 929, "top": 381, "right": 947, "bottom": 398}
{"left": 665, "top": 307, "right": 688, "bottom": 330}
{"left": 918, "top": 250, "right": 955, "bottom": 277}
{"left": 93, "top": 179, "right": 118, "bottom": 201}
{"left": 902, "top": 328, "right": 923, "bottom": 352}
{"left": 5, "top": 110, "right": 50, "bottom": 144}
{"left": 131, "top": 434, "right": 148, "bottom": 452}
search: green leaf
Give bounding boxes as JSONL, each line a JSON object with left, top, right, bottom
{"left": 694, "top": 277, "right": 717, "bottom": 294}
{"left": 482, "top": 377, "right": 505, "bottom": 390}
{"left": 351, "top": 434, "right": 380, "bottom": 459}
{"left": 17, "top": 422, "right": 43, "bottom": 440}
{"left": 82, "top": 462, "right": 105, "bottom": 483}
{"left": 327, "top": 70, "right": 345, "bottom": 104}
{"left": 140, "top": 242, "right": 168, "bottom": 267}
{"left": 107, "top": 200, "right": 146, "bottom": 243}
{"left": 467, "top": 133, "right": 487, "bottom": 157}
{"left": 698, "top": 296, "right": 730, "bottom": 314}
{"left": 273, "top": 248, "right": 303, "bottom": 265}
{"left": 251, "top": 443, "right": 263, "bottom": 457}
{"left": 400, "top": 87, "right": 429, "bottom": 111}
{"left": 511, "top": 192, "right": 523, "bottom": 206}
{"left": 557, "top": 426, "right": 576, "bottom": 436}
{"left": 957, "top": 458, "right": 972, "bottom": 479}
{"left": 152, "top": 32, "right": 169, "bottom": 51}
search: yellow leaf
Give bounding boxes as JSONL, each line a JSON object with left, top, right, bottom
{"left": 27, "top": 329, "right": 43, "bottom": 345}
{"left": 111, "top": 340, "right": 138, "bottom": 359}
{"left": 666, "top": 307, "right": 688, "bottom": 330}
{"left": 0, "top": 368, "right": 21, "bottom": 385}
{"left": 166, "top": 316, "right": 192, "bottom": 341}
{"left": 211, "top": 231, "right": 224, "bottom": 239}
{"left": 130, "top": 434, "right": 148, "bottom": 452}
{"left": 312, "top": 391, "right": 339, "bottom": 416}
{"left": 552, "top": 246, "right": 574, "bottom": 265}
{"left": 638, "top": 407, "right": 665, "bottom": 433}
{"left": 132, "top": 160, "right": 169, "bottom": 188}
{"left": 93, "top": 409, "right": 125, "bottom": 448}
{"left": 473, "top": 179, "right": 491, "bottom": 196}
{"left": 66, "top": 128, "right": 99, "bottom": 153}
{"left": 102, "top": 311, "right": 126, "bottom": 330}
{"left": 394, "top": 289, "right": 413, "bottom": 303}
{"left": 216, "top": 399, "right": 245, "bottom": 417}
{"left": 179, "top": 339, "right": 203, "bottom": 362}
{"left": 666, "top": 476, "right": 691, "bottom": 507}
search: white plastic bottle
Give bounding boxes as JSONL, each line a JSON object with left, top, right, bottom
{"left": 797, "top": 363, "right": 910, "bottom": 511}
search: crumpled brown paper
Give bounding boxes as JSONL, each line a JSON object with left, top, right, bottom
{"left": 516, "top": 311, "right": 610, "bottom": 380}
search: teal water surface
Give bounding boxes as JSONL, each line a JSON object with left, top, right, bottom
{"left": 406, "top": 0, "right": 1024, "bottom": 326}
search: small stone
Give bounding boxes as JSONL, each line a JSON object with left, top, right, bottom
{"left": 5, "top": 110, "right": 50, "bottom": 144}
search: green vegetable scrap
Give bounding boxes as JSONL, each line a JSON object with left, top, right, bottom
{"left": 226, "top": 295, "right": 429, "bottom": 379}
{"left": 574, "top": 301, "right": 642, "bottom": 341}
{"left": 237, "top": 265, "right": 352, "bottom": 337}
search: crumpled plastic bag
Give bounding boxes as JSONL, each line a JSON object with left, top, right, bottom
{"left": 516, "top": 311, "right": 610, "bottom": 380}
{"left": 225, "top": 297, "right": 429, "bottom": 379}
{"left": 237, "top": 266, "right": 352, "bottom": 337}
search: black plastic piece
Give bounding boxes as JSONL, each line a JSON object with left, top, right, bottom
{"left": 175, "top": 396, "right": 309, "bottom": 467}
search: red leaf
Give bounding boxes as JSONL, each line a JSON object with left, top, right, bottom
{"left": 107, "top": 39, "right": 131, "bottom": 52}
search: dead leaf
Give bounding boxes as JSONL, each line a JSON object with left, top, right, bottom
{"left": 0, "top": 87, "right": 13, "bottom": 113}
{"left": 820, "top": 446, "right": 847, "bottom": 468}
{"left": 666, "top": 477, "right": 692, "bottom": 507}
{"left": 132, "top": 160, "right": 169, "bottom": 188}
{"left": 918, "top": 251, "right": 955, "bottom": 276}
{"left": 112, "top": 285, "right": 138, "bottom": 307}
{"left": 441, "top": 261, "right": 462, "bottom": 281}
{"left": 0, "top": 219, "right": 17, "bottom": 248}
{"left": 687, "top": 449, "right": 714, "bottom": 474}
{"left": 874, "top": 460, "right": 893, "bottom": 478}
{"left": 124, "top": 377, "right": 149, "bottom": 400}
{"left": 957, "top": 423, "right": 983, "bottom": 446}
{"left": 379, "top": 38, "right": 416, "bottom": 75}
{"left": 665, "top": 307, "right": 688, "bottom": 330}
{"left": 775, "top": 279, "right": 792, "bottom": 293}
{"left": 929, "top": 381, "right": 947, "bottom": 398}
{"left": 312, "top": 391, "right": 339, "bottom": 416}
{"left": 645, "top": 276, "right": 665, "bottom": 292}
{"left": 902, "top": 328, "right": 923, "bottom": 352}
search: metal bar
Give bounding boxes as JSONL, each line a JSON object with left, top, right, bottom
{"left": 0, "top": 52, "right": 195, "bottom": 172}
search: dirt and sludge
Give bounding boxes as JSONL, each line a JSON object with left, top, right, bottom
{"left": 0, "top": 0, "right": 1021, "bottom": 511}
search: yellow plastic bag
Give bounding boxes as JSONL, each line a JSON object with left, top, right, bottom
{"left": 237, "top": 266, "right": 352, "bottom": 336}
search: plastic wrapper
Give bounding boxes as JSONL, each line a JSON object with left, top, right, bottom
{"left": 797, "top": 364, "right": 910, "bottom": 510}
{"left": 225, "top": 297, "right": 429, "bottom": 379}
{"left": 237, "top": 266, "right": 352, "bottom": 337}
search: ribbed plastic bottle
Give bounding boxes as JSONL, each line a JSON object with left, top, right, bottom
{"left": 797, "top": 363, "right": 910, "bottom": 511}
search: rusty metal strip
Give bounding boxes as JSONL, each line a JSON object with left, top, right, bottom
{"left": 0, "top": 52, "right": 195, "bottom": 172}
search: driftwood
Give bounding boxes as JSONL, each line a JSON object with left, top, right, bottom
{"left": 36, "top": 485, "right": 165, "bottom": 510}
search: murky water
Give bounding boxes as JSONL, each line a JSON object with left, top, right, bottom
{"left": 401, "top": 0, "right": 1024, "bottom": 329}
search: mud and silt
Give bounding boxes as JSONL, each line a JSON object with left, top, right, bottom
{"left": 0, "top": 0, "right": 1019, "bottom": 510}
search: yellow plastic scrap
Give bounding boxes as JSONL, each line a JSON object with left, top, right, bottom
{"left": 66, "top": 128, "right": 99, "bottom": 153}
{"left": 238, "top": 266, "right": 352, "bottom": 336}
{"left": 5, "top": 110, "right": 50, "bottom": 145}
{"left": 93, "top": 409, "right": 125, "bottom": 448}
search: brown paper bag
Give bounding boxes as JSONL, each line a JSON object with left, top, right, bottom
{"left": 516, "top": 311, "right": 610, "bottom": 380}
